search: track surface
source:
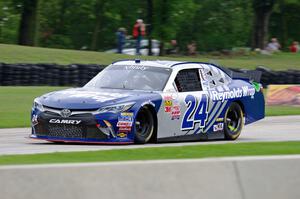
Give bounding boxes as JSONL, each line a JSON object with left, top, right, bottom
{"left": 0, "top": 116, "right": 299, "bottom": 155}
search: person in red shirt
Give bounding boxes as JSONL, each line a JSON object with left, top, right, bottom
{"left": 290, "top": 41, "right": 299, "bottom": 53}
{"left": 132, "top": 19, "right": 146, "bottom": 55}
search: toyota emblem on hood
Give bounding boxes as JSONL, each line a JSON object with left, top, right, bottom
{"left": 60, "top": 109, "right": 72, "bottom": 117}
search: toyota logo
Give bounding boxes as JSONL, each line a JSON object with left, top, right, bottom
{"left": 60, "top": 109, "right": 72, "bottom": 118}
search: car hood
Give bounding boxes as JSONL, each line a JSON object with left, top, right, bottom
{"left": 39, "top": 87, "right": 160, "bottom": 110}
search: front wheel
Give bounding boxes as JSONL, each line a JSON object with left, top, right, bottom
{"left": 224, "top": 102, "right": 244, "bottom": 140}
{"left": 134, "top": 107, "right": 154, "bottom": 144}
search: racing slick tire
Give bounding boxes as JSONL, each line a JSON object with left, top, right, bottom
{"left": 224, "top": 102, "right": 244, "bottom": 140}
{"left": 134, "top": 106, "right": 154, "bottom": 144}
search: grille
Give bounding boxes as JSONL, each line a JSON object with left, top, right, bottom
{"left": 47, "top": 124, "right": 85, "bottom": 138}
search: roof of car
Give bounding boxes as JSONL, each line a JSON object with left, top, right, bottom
{"left": 112, "top": 59, "right": 181, "bottom": 68}
{"left": 112, "top": 59, "right": 234, "bottom": 78}
{"left": 112, "top": 59, "right": 225, "bottom": 68}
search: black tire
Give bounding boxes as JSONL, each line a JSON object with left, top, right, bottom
{"left": 224, "top": 102, "right": 244, "bottom": 140}
{"left": 134, "top": 107, "right": 154, "bottom": 144}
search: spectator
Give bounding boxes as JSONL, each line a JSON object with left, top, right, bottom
{"left": 116, "top": 27, "right": 126, "bottom": 54}
{"left": 266, "top": 38, "right": 281, "bottom": 53}
{"left": 187, "top": 41, "right": 197, "bottom": 56}
{"left": 132, "top": 19, "right": 146, "bottom": 55}
{"left": 289, "top": 41, "right": 299, "bottom": 53}
{"left": 166, "top": 39, "right": 179, "bottom": 55}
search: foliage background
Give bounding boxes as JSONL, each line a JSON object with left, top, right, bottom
{"left": 0, "top": 0, "right": 299, "bottom": 52}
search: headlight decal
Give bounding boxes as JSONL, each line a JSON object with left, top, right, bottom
{"left": 95, "top": 102, "right": 135, "bottom": 114}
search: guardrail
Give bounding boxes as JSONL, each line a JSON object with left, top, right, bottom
{"left": 0, "top": 63, "right": 299, "bottom": 87}
{"left": 0, "top": 156, "right": 299, "bottom": 199}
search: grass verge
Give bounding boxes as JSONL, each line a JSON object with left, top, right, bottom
{"left": 0, "top": 86, "right": 68, "bottom": 128}
{"left": 265, "top": 105, "right": 300, "bottom": 116}
{"left": 0, "top": 86, "right": 299, "bottom": 128}
{"left": 1, "top": 44, "right": 300, "bottom": 70}
{"left": 0, "top": 141, "right": 299, "bottom": 165}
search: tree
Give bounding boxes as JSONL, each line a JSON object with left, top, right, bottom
{"left": 18, "top": 0, "right": 39, "bottom": 46}
{"left": 251, "top": 0, "right": 277, "bottom": 49}
{"left": 147, "top": 0, "right": 153, "bottom": 55}
{"left": 90, "top": 0, "right": 107, "bottom": 50}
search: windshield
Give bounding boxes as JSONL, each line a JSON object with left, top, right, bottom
{"left": 84, "top": 65, "right": 172, "bottom": 91}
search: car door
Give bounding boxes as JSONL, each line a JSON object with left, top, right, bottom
{"left": 173, "top": 68, "right": 210, "bottom": 136}
{"left": 158, "top": 67, "right": 211, "bottom": 139}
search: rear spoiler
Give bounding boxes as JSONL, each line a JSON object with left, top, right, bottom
{"left": 230, "top": 70, "right": 262, "bottom": 82}
{"left": 216, "top": 65, "right": 262, "bottom": 82}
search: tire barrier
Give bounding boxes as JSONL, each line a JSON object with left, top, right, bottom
{"left": 0, "top": 63, "right": 299, "bottom": 87}
{"left": 229, "top": 66, "right": 300, "bottom": 87}
{"left": 0, "top": 63, "right": 106, "bottom": 87}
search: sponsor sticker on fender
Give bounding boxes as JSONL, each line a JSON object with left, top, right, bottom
{"left": 117, "top": 112, "right": 134, "bottom": 132}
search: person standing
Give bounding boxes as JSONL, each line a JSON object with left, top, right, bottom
{"left": 289, "top": 41, "right": 299, "bottom": 53}
{"left": 116, "top": 27, "right": 126, "bottom": 54}
{"left": 133, "top": 19, "right": 146, "bottom": 55}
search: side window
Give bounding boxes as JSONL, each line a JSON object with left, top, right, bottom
{"left": 202, "top": 67, "right": 229, "bottom": 88}
{"left": 174, "top": 69, "right": 202, "bottom": 92}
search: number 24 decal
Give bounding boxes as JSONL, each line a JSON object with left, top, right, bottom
{"left": 181, "top": 94, "right": 208, "bottom": 130}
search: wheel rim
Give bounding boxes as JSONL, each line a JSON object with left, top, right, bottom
{"left": 135, "top": 109, "right": 153, "bottom": 140}
{"left": 226, "top": 106, "right": 241, "bottom": 135}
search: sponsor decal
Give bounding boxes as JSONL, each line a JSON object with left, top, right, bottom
{"left": 117, "top": 112, "right": 134, "bottom": 132}
{"left": 120, "top": 112, "right": 134, "bottom": 117}
{"left": 117, "top": 132, "right": 127, "bottom": 138}
{"left": 49, "top": 119, "right": 81, "bottom": 125}
{"left": 213, "top": 123, "right": 224, "bottom": 132}
{"left": 117, "top": 121, "right": 133, "bottom": 127}
{"left": 118, "top": 127, "right": 132, "bottom": 132}
{"left": 164, "top": 96, "right": 173, "bottom": 112}
{"left": 266, "top": 85, "right": 300, "bottom": 106}
{"left": 216, "top": 117, "right": 224, "bottom": 122}
{"left": 165, "top": 106, "right": 172, "bottom": 112}
{"left": 210, "top": 86, "right": 255, "bottom": 102}
{"left": 125, "top": 65, "right": 148, "bottom": 71}
{"left": 171, "top": 104, "right": 181, "bottom": 120}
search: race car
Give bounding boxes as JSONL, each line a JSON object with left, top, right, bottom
{"left": 30, "top": 59, "right": 265, "bottom": 144}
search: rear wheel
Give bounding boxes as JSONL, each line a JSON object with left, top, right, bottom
{"left": 134, "top": 107, "right": 154, "bottom": 144}
{"left": 224, "top": 102, "right": 244, "bottom": 140}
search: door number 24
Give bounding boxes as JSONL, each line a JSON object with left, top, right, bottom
{"left": 181, "top": 94, "right": 209, "bottom": 130}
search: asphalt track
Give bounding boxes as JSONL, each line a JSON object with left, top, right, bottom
{"left": 0, "top": 115, "right": 299, "bottom": 155}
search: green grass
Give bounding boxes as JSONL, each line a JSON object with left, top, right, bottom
{"left": 0, "top": 86, "right": 68, "bottom": 128}
{"left": 0, "top": 86, "right": 299, "bottom": 128}
{"left": 0, "top": 44, "right": 300, "bottom": 70}
{"left": 265, "top": 105, "right": 300, "bottom": 116}
{"left": 0, "top": 141, "right": 299, "bottom": 165}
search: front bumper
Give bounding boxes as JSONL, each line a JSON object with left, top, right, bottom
{"left": 31, "top": 110, "right": 134, "bottom": 144}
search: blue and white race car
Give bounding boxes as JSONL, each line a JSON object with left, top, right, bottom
{"left": 31, "top": 60, "right": 265, "bottom": 144}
